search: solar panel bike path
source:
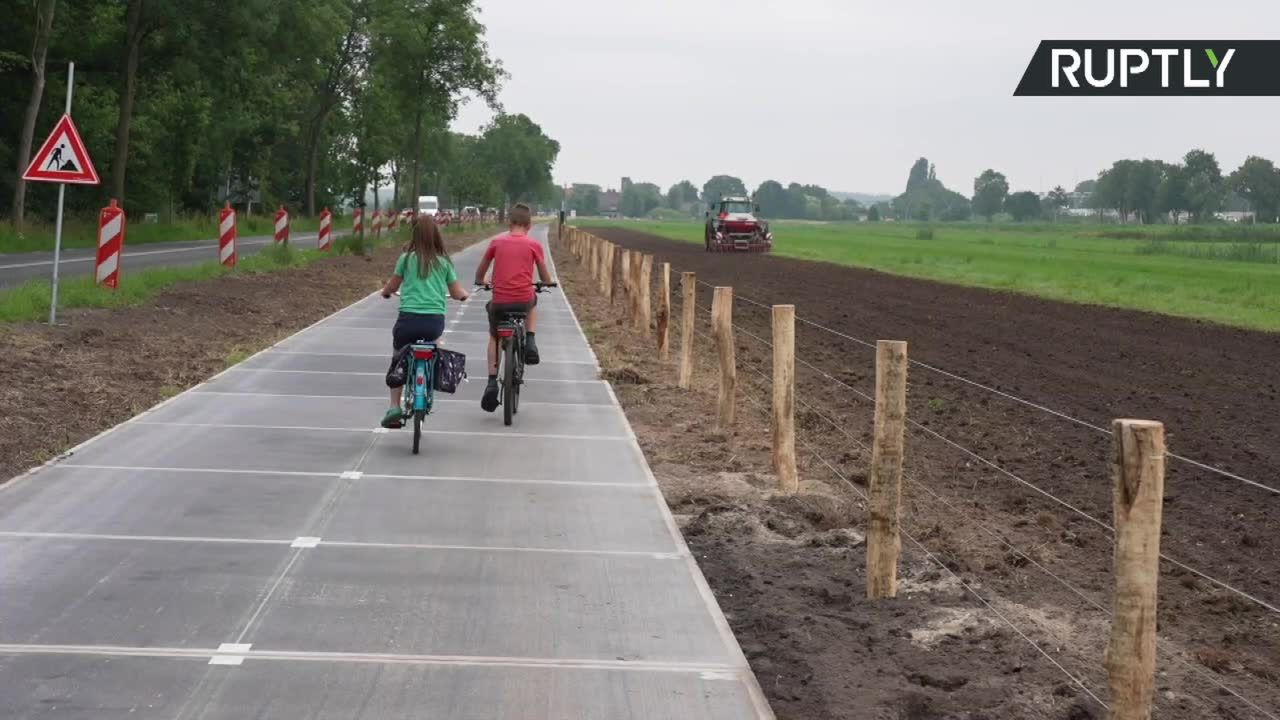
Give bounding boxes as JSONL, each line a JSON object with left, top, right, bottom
{"left": 0, "top": 225, "right": 774, "bottom": 719}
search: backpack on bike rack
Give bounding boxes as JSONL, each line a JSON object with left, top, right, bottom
{"left": 432, "top": 348, "right": 467, "bottom": 394}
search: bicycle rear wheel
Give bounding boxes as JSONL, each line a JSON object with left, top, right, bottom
{"left": 412, "top": 411, "right": 422, "bottom": 454}
{"left": 502, "top": 342, "right": 518, "bottom": 426}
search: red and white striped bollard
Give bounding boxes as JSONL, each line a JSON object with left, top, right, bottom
{"left": 353, "top": 208, "right": 364, "bottom": 240}
{"left": 318, "top": 208, "right": 333, "bottom": 251}
{"left": 218, "top": 202, "right": 237, "bottom": 268}
{"left": 96, "top": 199, "right": 126, "bottom": 289}
{"left": 274, "top": 205, "right": 290, "bottom": 246}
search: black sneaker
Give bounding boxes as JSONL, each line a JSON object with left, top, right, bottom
{"left": 524, "top": 337, "right": 541, "bottom": 366}
{"left": 481, "top": 379, "right": 500, "bottom": 412}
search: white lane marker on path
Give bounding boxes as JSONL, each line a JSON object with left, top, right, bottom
{"left": 209, "top": 643, "right": 252, "bottom": 666}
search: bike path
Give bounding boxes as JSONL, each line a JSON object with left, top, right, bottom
{"left": 0, "top": 224, "right": 774, "bottom": 719}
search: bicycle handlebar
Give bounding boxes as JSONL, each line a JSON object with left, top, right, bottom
{"left": 474, "top": 282, "right": 558, "bottom": 293}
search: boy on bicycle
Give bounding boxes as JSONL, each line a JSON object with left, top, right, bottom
{"left": 473, "top": 203, "right": 555, "bottom": 413}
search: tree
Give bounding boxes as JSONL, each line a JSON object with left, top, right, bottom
{"left": 1005, "top": 191, "right": 1042, "bottom": 222}
{"left": 620, "top": 181, "right": 661, "bottom": 217}
{"left": 476, "top": 113, "right": 559, "bottom": 204}
{"left": 666, "top": 180, "right": 698, "bottom": 209}
{"left": 1229, "top": 156, "right": 1280, "bottom": 223}
{"left": 1074, "top": 179, "right": 1098, "bottom": 194}
{"left": 1183, "top": 148, "right": 1224, "bottom": 223}
{"left": 867, "top": 205, "right": 881, "bottom": 221}
{"left": 1045, "top": 185, "right": 1069, "bottom": 220}
{"left": 1157, "top": 164, "right": 1189, "bottom": 223}
{"left": 701, "top": 174, "right": 746, "bottom": 204}
{"left": 1126, "top": 160, "right": 1164, "bottom": 224}
{"left": 905, "top": 157, "right": 930, "bottom": 193}
{"left": 568, "top": 183, "right": 600, "bottom": 215}
{"left": 893, "top": 157, "right": 970, "bottom": 222}
{"left": 380, "top": 0, "right": 504, "bottom": 205}
{"left": 10, "top": 0, "right": 57, "bottom": 229}
{"left": 753, "top": 180, "right": 787, "bottom": 216}
{"left": 972, "top": 169, "right": 1009, "bottom": 220}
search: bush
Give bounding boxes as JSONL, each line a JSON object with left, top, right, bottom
{"left": 916, "top": 227, "right": 935, "bottom": 241}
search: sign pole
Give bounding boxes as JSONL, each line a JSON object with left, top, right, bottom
{"left": 48, "top": 62, "right": 75, "bottom": 326}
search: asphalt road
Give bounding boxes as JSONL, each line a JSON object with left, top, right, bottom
{"left": 0, "top": 232, "right": 334, "bottom": 288}
{"left": 0, "top": 225, "right": 774, "bottom": 719}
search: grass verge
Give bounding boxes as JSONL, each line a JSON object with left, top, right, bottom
{"left": 0, "top": 244, "right": 328, "bottom": 323}
{"left": 583, "top": 219, "right": 1280, "bottom": 332}
{"left": 1, "top": 214, "right": 326, "bottom": 254}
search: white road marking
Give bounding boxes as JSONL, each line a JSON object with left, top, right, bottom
{"left": 0, "top": 643, "right": 747, "bottom": 676}
{"left": 126, "top": 420, "right": 633, "bottom": 441}
{"left": 49, "top": 465, "right": 649, "bottom": 489}
{"left": 209, "top": 643, "right": 253, "bottom": 666}
{"left": 0, "top": 236, "right": 296, "bottom": 270}
{"left": 290, "top": 536, "right": 322, "bottom": 548}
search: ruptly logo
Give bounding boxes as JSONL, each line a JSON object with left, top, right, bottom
{"left": 1014, "top": 41, "right": 1280, "bottom": 96}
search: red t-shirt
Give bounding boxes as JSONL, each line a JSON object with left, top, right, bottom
{"left": 483, "top": 232, "right": 545, "bottom": 304}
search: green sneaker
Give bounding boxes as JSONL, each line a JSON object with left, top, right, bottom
{"left": 381, "top": 407, "right": 405, "bottom": 429}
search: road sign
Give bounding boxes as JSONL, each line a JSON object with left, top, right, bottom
{"left": 23, "top": 113, "right": 99, "bottom": 185}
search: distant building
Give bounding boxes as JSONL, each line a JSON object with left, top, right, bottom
{"left": 1216, "top": 211, "right": 1256, "bottom": 223}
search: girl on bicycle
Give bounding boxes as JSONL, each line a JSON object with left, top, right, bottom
{"left": 379, "top": 215, "right": 469, "bottom": 428}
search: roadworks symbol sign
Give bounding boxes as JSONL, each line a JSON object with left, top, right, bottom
{"left": 23, "top": 113, "right": 100, "bottom": 185}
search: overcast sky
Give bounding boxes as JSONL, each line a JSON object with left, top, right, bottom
{"left": 452, "top": 0, "right": 1280, "bottom": 197}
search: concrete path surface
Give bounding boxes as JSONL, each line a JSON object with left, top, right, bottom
{"left": 0, "top": 224, "right": 774, "bottom": 719}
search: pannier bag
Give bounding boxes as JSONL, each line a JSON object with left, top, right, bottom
{"left": 432, "top": 348, "right": 467, "bottom": 394}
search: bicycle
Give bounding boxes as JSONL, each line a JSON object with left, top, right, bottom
{"left": 399, "top": 342, "right": 437, "bottom": 454}
{"left": 476, "top": 282, "right": 558, "bottom": 426}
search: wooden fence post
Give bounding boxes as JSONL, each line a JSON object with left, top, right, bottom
{"left": 620, "top": 251, "right": 631, "bottom": 304}
{"left": 610, "top": 245, "right": 620, "bottom": 305}
{"left": 638, "top": 255, "right": 653, "bottom": 331}
{"left": 597, "top": 239, "right": 608, "bottom": 293}
{"left": 772, "top": 305, "right": 798, "bottom": 493}
{"left": 712, "top": 286, "right": 736, "bottom": 431}
{"left": 679, "top": 272, "right": 696, "bottom": 389}
{"left": 867, "top": 340, "right": 908, "bottom": 600}
{"left": 1106, "top": 419, "right": 1165, "bottom": 720}
{"left": 658, "top": 262, "right": 671, "bottom": 360}
{"left": 602, "top": 243, "right": 614, "bottom": 299}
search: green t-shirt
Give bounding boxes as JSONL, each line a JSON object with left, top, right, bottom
{"left": 394, "top": 252, "right": 457, "bottom": 315}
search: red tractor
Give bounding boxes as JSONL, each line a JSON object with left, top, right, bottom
{"left": 704, "top": 196, "right": 772, "bottom": 252}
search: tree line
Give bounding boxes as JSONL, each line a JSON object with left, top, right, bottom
{"left": 915, "top": 150, "right": 1280, "bottom": 224}
{"left": 2, "top": 0, "right": 559, "bottom": 231}
{"left": 583, "top": 148, "right": 1280, "bottom": 225}
{"left": 564, "top": 174, "right": 867, "bottom": 221}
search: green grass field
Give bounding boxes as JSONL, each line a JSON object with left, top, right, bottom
{"left": 582, "top": 219, "right": 1280, "bottom": 332}
{"left": 0, "top": 214, "right": 326, "bottom": 254}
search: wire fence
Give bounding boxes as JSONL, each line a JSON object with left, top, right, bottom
{"left": 704, "top": 279, "right": 1279, "bottom": 498}
{"left": 691, "top": 306, "right": 1279, "bottom": 719}
{"left": 562, "top": 230, "right": 1279, "bottom": 718}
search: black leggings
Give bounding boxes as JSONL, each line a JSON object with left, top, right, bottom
{"left": 392, "top": 312, "right": 445, "bottom": 350}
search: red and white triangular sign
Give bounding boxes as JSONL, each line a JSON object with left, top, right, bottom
{"left": 23, "top": 114, "right": 100, "bottom": 185}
